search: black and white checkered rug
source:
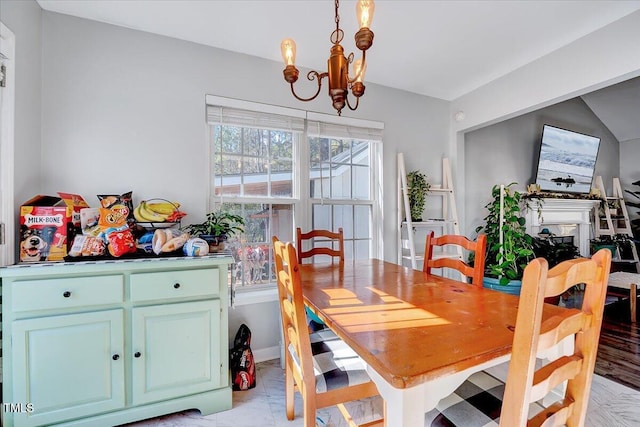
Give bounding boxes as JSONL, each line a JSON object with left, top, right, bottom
{"left": 424, "top": 370, "right": 544, "bottom": 427}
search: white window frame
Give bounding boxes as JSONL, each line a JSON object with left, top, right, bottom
{"left": 300, "top": 112, "right": 384, "bottom": 261}
{"left": 205, "top": 95, "right": 384, "bottom": 304}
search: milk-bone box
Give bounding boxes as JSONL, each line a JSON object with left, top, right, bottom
{"left": 19, "top": 193, "right": 89, "bottom": 262}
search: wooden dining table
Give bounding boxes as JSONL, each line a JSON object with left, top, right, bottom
{"left": 299, "top": 259, "right": 576, "bottom": 427}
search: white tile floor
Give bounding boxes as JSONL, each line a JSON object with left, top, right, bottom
{"left": 123, "top": 359, "right": 640, "bottom": 427}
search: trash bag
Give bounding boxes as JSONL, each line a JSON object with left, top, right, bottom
{"left": 229, "top": 323, "right": 256, "bottom": 391}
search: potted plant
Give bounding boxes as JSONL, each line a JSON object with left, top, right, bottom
{"left": 406, "top": 170, "right": 431, "bottom": 222}
{"left": 475, "top": 183, "right": 534, "bottom": 294}
{"left": 183, "top": 211, "right": 245, "bottom": 252}
{"left": 590, "top": 235, "right": 618, "bottom": 258}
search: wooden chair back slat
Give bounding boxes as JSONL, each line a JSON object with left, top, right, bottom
{"left": 296, "top": 228, "right": 345, "bottom": 268}
{"left": 423, "top": 232, "right": 486, "bottom": 286}
{"left": 499, "top": 249, "right": 611, "bottom": 427}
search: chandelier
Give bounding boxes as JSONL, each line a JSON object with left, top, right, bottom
{"left": 280, "top": 0, "right": 375, "bottom": 116}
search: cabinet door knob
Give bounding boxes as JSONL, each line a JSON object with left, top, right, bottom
{"left": 173, "top": 283, "right": 181, "bottom": 289}
{"left": 112, "top": 354, "right": 120, "bottom": 361}
{"left": 134, "top": 351, "right": 142, "bottom": 358}
{"left": 63, "top": 291, "right": 72, "bottom": 298}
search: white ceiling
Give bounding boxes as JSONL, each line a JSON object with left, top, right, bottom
{"left": 36, "top": 0, "right": 640, "bottom": 141}
{"left": 36, "top": 0, "right": 640, "bottom": 100}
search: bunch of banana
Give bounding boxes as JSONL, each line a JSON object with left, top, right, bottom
{"left": 134, "top": 201, "right": 181, "bottom": 223}
{"left": 146, "top": 201, "right": 180, "bottom": 215}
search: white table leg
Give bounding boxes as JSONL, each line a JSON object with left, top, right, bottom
{"left": 366, "top": 367, "right": 426, "bottom": 427}
{"left": 366, "top": 355, "right": 511, "bottom": 427}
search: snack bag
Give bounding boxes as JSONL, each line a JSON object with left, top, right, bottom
{"left": 151, "top": 229, "right": 189, "bottom": 255}
{"left": 106, "top": 229, "right": 136, "bottom": 257}
{"left": 98, "top": 207, "right": 136, "bottom": 257}
{"left": 229, "top": 324, "right": 256, "bottom": 391}
{"left": 80, "top": 208, "right": 101, "bottom": 237}
{"left": 68, "top": 235, "right": 106, "bottom": 257}
{"left": 97, "top": 191, "right": 134, "bottom": 227}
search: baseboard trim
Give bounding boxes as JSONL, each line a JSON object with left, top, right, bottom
{"left": 252, "top": 345, "right": 281, "bottom": 364}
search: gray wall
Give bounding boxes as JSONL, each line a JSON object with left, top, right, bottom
{"left": 464, "top": 97, "right": 620, "bottom": 236}
{"left": 0, "top": 0, "right": 42, "bottom": 206}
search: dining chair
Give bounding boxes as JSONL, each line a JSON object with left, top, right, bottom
{"left": 500, "top": 248, "right": 612, "bottom": 427}
{"left": 272, "top": 236, "right": 383, "bottom": 427}
{"left": 423, "top": 231, "right": 487, "bottom": 286}
{"left": 296, "top": 227, "right": 345, "bottom": 269}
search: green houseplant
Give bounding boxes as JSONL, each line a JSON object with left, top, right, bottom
{"left": 183, "top": 211, "right": 245, "bottom": 251}
{"left": 406, "top": 170, "right": 431, "bottom": 221}
{"left": 475, "top": 183, "right": 534, "bottom": 292}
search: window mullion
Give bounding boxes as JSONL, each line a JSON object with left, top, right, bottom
{"left": 298, "top": 129, "right": 311, "bottom": 233}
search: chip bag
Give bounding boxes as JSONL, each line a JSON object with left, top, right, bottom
{"left": 106, "top": 229, "right": 137, "bottom": 257}
{"left": 97, "top": 191, "right": 134, "bottom": 227}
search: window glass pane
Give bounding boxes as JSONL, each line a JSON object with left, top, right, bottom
{"left": 353, "top": 165, "right": 370, "bottom": 199}
{"left": 354, "top": 206, "right": 371, "bottom": 239}
{"left": 271, "top": 131, "right": 293, "bottom": 159}
{"left": 218, "top": 126, "right": 242, "bottom": 154}
{"left": 308, "top": 137, "right": 373, "bottom": 202}
{"left": 312, "top": 204, "right": 331, "bottom": 230}
{"left": 213, "top": 124, "right": 295, "bottom": 199}
{"left": 331, "top": 139, "right": 349, "bottom": 158}
{"left": 272, "top": 171, "right": 293, "bottom": 198}
{"left": 344, "top": 240, "right": 354, "bottom": 260}
{"left": 352, "top": 141, "right": 370, "bottom": 166}
{"left": 331, "top": 165, "right": 352, "bottom": 199}
{"left": 242, "top": 128, "right": 266, "bottom": 157}
{"left": 333, "top": 205, "right": 353, "bottom": 239}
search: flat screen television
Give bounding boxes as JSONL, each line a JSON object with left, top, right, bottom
{"left": 535, "top": 124, "right": 601, "bottom": 194}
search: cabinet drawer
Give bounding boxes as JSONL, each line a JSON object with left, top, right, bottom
{"left": 130, "top": 268, "right": 219, "bottom": 302}
{"left": 11, "top": 275, "right": 124, "bottom": 313}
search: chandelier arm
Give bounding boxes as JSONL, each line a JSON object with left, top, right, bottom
{"left": 346, "top": 93, "right": 360, "bottom": 111}
{"left": 289, "top": 71, "right": 328, "bottom": 102}
{"left": 348, "top": 50, "right": 366, "bottom": 84}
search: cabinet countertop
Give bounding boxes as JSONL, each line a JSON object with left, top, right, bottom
{"left": 1, "top": 254, "right": 234, "bottom": 278}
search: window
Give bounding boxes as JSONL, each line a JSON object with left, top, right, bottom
{"left": 206, "top": 96, "right": 383, "bottom": 293}
{"left": 306, "top": 114, "right": 383, "bottom": 260}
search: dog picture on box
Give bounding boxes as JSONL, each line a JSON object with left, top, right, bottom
{"left": 20, "top": 225, "right": 57, "bottom": 262}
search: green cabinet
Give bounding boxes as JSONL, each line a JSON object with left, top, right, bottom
{"left": 1, "top": 256, "right": 233, "bottom": 427}
{"left": 11, "top": 310, "right": 125, "bottom": 427}
{"left": 131, "top": 300, "right": 221, "bottom": 405}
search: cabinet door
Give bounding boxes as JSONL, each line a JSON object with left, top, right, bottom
{"left": 131, "top": 299, "right": 222, "bottom": 405}
{"left": 11, "top": 309, "right": 125, "bottom": 427}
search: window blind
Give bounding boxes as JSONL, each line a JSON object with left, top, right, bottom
{"left": 306, "top": 111, "right": 384, "bottom": 141}
{"left": 205, "top": 95, "right": 305, "bottom": 132}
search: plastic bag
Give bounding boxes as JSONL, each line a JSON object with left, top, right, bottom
{"left": 229, "top": 323, "right": 256, "bottom": 391}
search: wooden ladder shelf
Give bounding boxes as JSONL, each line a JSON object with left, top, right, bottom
{"left": 595, "top": 176, "right": 640, "bottom": 273}
{"left": 397, "top": 153, "right": 460, "bottom": 270}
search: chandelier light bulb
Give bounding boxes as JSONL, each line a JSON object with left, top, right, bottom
{"left": 353, "top": 58, "right": 366, "bottom": 83}
{"left": 356, "top": 0, "right": 375, "bottom": 29}
{"left": 280, "top": 39, "right": 297, "bottom": 66}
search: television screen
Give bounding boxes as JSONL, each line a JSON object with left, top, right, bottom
{"left": 535, "top": 124, "right": 601, "bottom": 194}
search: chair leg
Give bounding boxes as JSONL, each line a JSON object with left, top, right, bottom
{"left": 285, "top": 360, "right": 295, "bottom": 420}
{"left": 303, "top": 390, "right": 317, "bottom": 427}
